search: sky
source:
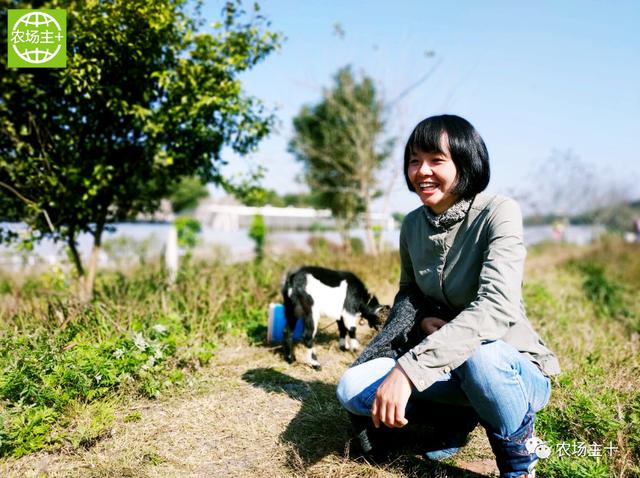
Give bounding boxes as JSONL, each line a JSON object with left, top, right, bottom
{"left": 203, "top": 0, "right": 640, "bottom": 215}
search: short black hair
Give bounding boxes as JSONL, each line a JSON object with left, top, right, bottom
{"left": 403, "top": 114, "right": 490, "bottom": 199}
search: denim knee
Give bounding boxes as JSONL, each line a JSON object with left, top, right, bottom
{"left": 336, "top": 367, "right": 358, "bottom": 407}
{"left": 456, "top": 341, "right": 514, "bottom": 387}
{"left": 336, "top": 368, "right": 379, "bottom": 416}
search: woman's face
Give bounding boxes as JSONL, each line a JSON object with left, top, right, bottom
{"left": 407, "top": 134, "right": 459, "bottom": 214}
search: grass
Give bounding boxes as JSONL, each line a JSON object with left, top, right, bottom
{"left": 0, "top": 237, "right": 639, "bottom": 477}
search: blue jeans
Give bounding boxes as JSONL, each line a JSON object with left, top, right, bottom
{"left": 336, "top": 340, "right": 551, "bottom": 437}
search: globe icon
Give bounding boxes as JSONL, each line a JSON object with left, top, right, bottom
{"left": 12, "top": 11, "right": 63, "bottom": 64}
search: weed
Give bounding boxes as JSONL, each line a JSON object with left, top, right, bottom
{"left": 57, "top": 399, "right": 115, "bottom": 449}
{"left": 0, "top": 278, "right": 11, "bottom": 295}
{"left": 143, "top": 449, "right": 165, "bottom": 465}
{"left": 539, "top": 388, "right": 621, "bottom": 444}
{"left": 626, "top": 393, "right": 640, "bottom": 461}
{"left": 349, "top": 236, "right": 365, "bottom": 255}
{"left": 0, "top": 405, "right": 58, "bottom": 458}
{"left": 123, "top": 411, "right": 142, "bottom": 423}
{"left": 539, "top": 455, "right": 611, "bottom": 478}
{"left": 523, "top": 281, "right": 558, "bottom": 324}
{"left": 578, "top": 262, "right": 630, "bottom": 318}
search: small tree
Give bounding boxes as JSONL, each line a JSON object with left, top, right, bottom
{"left": 170, "top": 177, "right": 209, "bottom": 214}
{"left": 175, "top": 217, "right": 202, "bottom": 252}
{"left": 248, "top": 214, "right": 266, "bottom": 263}
{"left": 289, "top": 66, "right": 392, "bottom": 253}
{"left": 0, "top": 0, "right": 280, "bottom": 298}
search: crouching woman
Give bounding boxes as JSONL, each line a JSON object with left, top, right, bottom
{"left": 336, "top": 114, "right": 560, "bottom": 478}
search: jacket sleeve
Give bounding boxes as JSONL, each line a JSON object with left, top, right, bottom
{"left": 350, "top": 286, "right": 419, "bottom": 367}
{"left": 351, "top": 222, "right": 422, "bottom": 367}
{"left": 397, "top": 198, "right": 526, "bottom": 392}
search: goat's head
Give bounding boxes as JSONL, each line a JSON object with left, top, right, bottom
{"left": 360, "top": 297, "right": 390, "bottom": 330}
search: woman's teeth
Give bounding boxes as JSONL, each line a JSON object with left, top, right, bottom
{"left": 419, "top": 182, "right": 438, "bottom": 190}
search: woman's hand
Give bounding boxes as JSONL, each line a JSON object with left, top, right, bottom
{"left": 371, "top": 365, "right": 413, "bottom": 429}
{"left": 420, "top": 317, "right": 447, "bottom": 336}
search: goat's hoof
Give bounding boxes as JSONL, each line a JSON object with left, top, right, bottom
{"left": 312, "top": 364, "right": 322, "bottom": 371}
{"left": 285, "top": 356, "right": 295, "bottom": 364}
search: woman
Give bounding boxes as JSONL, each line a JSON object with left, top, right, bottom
{"left": 336, "top": 115, "right": 560, "bottom": 478}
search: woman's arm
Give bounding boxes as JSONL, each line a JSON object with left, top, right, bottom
{"left": 360, "top": 217, "right": 437, "bottom": 429}
{"left": 397, "top": 197, "right": 526, "bottom": 392}
{"left": 351, "top": 220, "right": 422, "bottom": 367}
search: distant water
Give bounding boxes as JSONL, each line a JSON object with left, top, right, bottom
{"left": 0, "top": 222, "right": 604, "bottom": 269}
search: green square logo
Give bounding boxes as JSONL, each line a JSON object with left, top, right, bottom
{"left": 7, "top": 9, "right": 67, "bottom": 68}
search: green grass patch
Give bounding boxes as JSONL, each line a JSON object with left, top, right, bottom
{"left": 539, "top": 455, "right": 612, "bottom": 478}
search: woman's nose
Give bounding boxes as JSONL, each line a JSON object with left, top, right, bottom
{"left": 419, "top": 161, "right": 432, "bottom": 175}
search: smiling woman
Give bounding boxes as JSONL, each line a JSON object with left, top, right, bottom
{"left": 336, "top": 114, "right": 560, "bottom": 478}
{"left": 403, "top": 115, "right": 491, "bottom": 213}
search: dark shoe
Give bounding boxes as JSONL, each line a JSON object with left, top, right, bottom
{"left": 403, "top": 402, "right": 478, "bottom": 461}
{"left": 348, "top": 412, "right": 394, "bottom": 461}
{"left": 423, "top": 425, "right": 474, "bottom": 461}
{"left": 486, "top": 407, "right": 539, "bottom": 478}
{"left": 349, "top": 413, "right": 375, "bottom": 454}
{"left": 423, "top": 414, "right": 479, "bottom": 461}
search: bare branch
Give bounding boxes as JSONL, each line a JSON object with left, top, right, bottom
{"left": 0, "top": 181, "right": 55, "bottom": 233}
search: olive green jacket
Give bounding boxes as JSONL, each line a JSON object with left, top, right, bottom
{"left": 396, "top": 193, "right": 561, "bottom": 392}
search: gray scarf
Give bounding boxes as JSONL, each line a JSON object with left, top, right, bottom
{"left": 424, "top": 197, "right": 472, "bottom": 229}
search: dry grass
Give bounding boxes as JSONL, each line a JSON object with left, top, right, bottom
{"left": 1, "top": 329, "right": 500, "bottom": 478}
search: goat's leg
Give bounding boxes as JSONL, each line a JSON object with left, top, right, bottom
{"left": 303, "top": 310, "right": 321, "bottom": 370}
{"left": 348, "top": 325, "right": 359, "bottom": 351}
{"left": 337, "top": 318, "right": 348, "bottom": 351}
{"left": 283, "top": 322, "right": 295, "bottom": 363}
{"left": 342, "top": 311, "right": 360, "bottom": 351}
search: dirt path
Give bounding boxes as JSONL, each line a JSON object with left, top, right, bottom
{"left": 2, "top": 331, "right": 499, "bottom": 478}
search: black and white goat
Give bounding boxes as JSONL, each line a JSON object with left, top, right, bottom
{"left": 281, "top": 266, "right": 390, "bottom": 369}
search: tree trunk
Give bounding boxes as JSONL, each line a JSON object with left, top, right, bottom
{"left": 81, "top": 220, "right": 105, "bottom": 301}
{"left": 67, "top": 227, "right": 85, "bottom": 277}
{"left": 363, "top": 214, "right": 377, "bottom": 255}
{"left": 338, "top": 220, "right": 351, "bottom": 253}
{"left": 360, "top": 164, "right": 378, "bottom": 256}
{"left": 165, "top": 223, "right": 179, "bottom": 286}
{"left": 362, "top": 189, "right": 378, "bottom": 255}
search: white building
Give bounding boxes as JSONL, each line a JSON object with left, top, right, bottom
{"left": 195, "top": 198, "right": 395, "bottom": 232}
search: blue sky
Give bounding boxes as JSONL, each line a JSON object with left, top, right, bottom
{"left": 204, "top": 0, "right": 640, "bottom": 215}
